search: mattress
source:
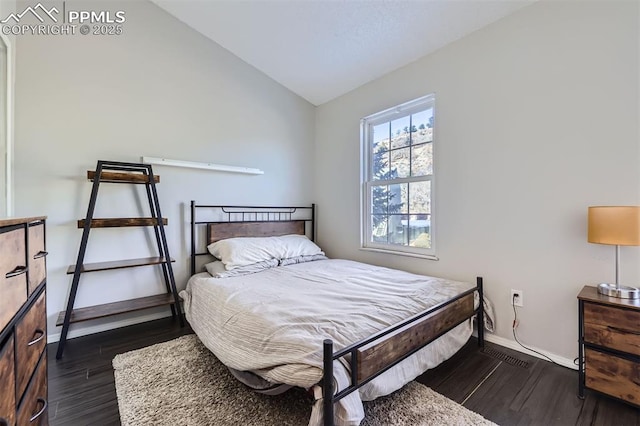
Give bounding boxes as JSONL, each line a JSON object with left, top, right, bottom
{"left": 180, "top": 259, "right": 491, "bottom": 426}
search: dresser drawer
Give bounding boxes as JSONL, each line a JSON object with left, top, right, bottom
{"left": 583, "top": 302, "right": 640, "bottom": 356}
{"left": 585, "top": 348, "right": 640, "bottom": 405}
{"left": 15, "top": 291, "right": 47, "bottom": 400}
{"left": 0, "top": 227, "right": 28, "bottom": 331}
{"left": 16, "top": 354, "right": 47, "bottom": 426}
{"left": 0, "top": 335, "right": 16, "bottom": 426}
{"left": 28, "top": 224, "right": 46, "bottom": 296}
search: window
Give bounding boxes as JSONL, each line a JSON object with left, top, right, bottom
{"left": 361, "top": 95, "right": 436, "bottom": 258}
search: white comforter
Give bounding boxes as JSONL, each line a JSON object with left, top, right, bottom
{"left": 180, "top": 259, "right": 490, "bottom": 426}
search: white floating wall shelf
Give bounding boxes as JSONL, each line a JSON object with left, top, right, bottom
{"left": 141, "top": 156, "right": 264, "bottom": 175}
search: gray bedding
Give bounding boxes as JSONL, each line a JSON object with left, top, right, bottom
{"left": 180, "top": 259, "right": 493, "bottom": 426}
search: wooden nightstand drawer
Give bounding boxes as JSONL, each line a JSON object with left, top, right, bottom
{"left": 584, "top": 302, "right": 640, "bottom": 356}
{"left": 0, "top": 227, "right": 28, "bottom": 331}
{"left": 15, "top": 291, "right": 47, "bottom": 399}
{"left": 0, "top": 335, "right": 16, "bottom": 426}
{"left": 28, "top": 223, "right": 46, "bottom": 296}
{"left": 16, "top": 354, "right": 48, "bottom": 426}
{"left": 585, "top": 349, "right": 640, "bottom": 405}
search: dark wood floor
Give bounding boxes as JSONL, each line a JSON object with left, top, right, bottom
{"left": 416, "top": 340, "right": 639, "bottom": 426}
{"left": 48, "top": 318, "right": 193, "bottom": 425}
{"left": 48, "top": 318, "right": 639, "bottom": 425}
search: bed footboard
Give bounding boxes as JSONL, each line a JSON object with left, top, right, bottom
{"left": 322, "top": 276, "right": 485, "bottom": 426}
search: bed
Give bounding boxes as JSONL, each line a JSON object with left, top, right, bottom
{"left": 181, "top": 202, "right": 493, "bottom": 426}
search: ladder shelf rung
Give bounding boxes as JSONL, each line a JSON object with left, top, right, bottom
{"left": 77, "top": 218, "right": 168, "bottom": 228}
{"left": 66, "top": 257, "right": 175, "bottom": 274}
{"left": 87, "top": 170, "right": 160, "bottom": 184}
{"left": 55, "top": 293, "right": 177, "bottom": 326}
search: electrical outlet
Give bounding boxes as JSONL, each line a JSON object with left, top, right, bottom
{"left": 511, "top": 289, "right": 523, "bottom": 307}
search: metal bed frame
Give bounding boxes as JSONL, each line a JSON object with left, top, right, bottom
{"left": 189, "top": 201, "right": 485, "bottom": 426}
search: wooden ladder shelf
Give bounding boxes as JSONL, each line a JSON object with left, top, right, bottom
{"left": 55, "top": 160, "right": 183, "bottom": 359}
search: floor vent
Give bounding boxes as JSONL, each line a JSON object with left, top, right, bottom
{"left": 482, "top": 347, "right": 530, "bottom": 368}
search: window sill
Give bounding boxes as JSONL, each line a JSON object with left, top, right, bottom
{"left": 359, "top": 247, "right": 439, "bottom": 261}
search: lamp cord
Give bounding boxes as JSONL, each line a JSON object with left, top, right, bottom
{"left": 512, "top": 294, "right": 562, "bottom": 367}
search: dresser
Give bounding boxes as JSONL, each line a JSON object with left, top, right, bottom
{"left": 0, "top": 217, "right": 48, "bottom": 426}
{"left": 578, "top": 285, "right": 640, "bottom": 406}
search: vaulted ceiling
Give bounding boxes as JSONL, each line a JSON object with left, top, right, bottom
{"left": 152, "top": 0, "right": 535, "bottom": 105}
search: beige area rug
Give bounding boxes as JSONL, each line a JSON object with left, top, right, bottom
{"left": 113, "top": 335, "right": 496, "bottom": 426}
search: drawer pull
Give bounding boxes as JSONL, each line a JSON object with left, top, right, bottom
{"left": 27, "top": 329, "right": 45, "bottom": 346}
{"left": 33, "top": 251, "right": 48, "bottom": 260}
{"left": 6, "top": 265, "right": 27, "bottom": 278}
{"left": 0, "top": 417, "right": 8, "bottom": 426}
{"left": 607, "top": 325, "right": 640, "bottom": 336}
{"left": 29, "top": 398, "right": 47, "bottom": 422}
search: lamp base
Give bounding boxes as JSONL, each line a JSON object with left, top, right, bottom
{"left": 597, "top": 283, "right": 640, "bottom": 299}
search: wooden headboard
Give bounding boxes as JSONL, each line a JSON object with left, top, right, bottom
{"left": 207, "top": 220, "right": 305, "bottom": 244}
{"left": 190, "top": 202, "right": 315, "bottom": 275}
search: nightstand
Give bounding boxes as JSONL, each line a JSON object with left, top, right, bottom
{"left": 578, "top": 285, "right": 640, "bottom": 406}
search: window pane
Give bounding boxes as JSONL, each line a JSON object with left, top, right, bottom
{"left": 388, "top": 183, "right": 407, "bottom": 214}
{"left": 390, "top": 116, "right": 410, "bottom": 149}
{"left": 372, "top": 183, "right": 406, "bottom": 214}
{"left": 412, "top": 109, "right": 433, "bottom": 145}
{"left": 411, "top": 143, "right": 432, "bottom": 177}
{"left": 413, "top": 126, "right": 433, "bottom": 145}
{"left": 372, "top": 123, "right": 390, "bottom": 153}
{"left": 371, "top": 214, "right": 410, "bottom": 245}
{"left": 408, "top": 181, "right": 431, "bottom": 214}
{"left": 390, "top": 147, "right": 410, "bottom": 178}
{"left": 411, "top": 108, "right": 432, "bottom": 132}
{"left": 387, "top": 214, "right": 408, "bottom": 245}
{"left": 409, "top": 214, "right": 431, "bottom": 248}
{"left": 371, "top": 215, "right": 388, "bottom": 243}
{"left": 371, "top": 148, "right": 390, "bottom": 181}
{"left": 371, "top": 184, "right": 389, "bottom": 214}
{"left": 408, "top": 175, "right": 431, "bottom": 248}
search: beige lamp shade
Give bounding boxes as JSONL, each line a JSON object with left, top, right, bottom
{"left": 588, "top": 206, "right": 640, "bottom": 246}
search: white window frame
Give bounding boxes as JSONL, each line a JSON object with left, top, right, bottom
{"left": 0, "top": 33, "right": 12, "bottom": 217}
{"left": 360, "top": 94, "right": 437, "bottom": 260}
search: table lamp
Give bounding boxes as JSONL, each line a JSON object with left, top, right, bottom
{"left": 588, "top": 206, "right": 640, "bottom": 299}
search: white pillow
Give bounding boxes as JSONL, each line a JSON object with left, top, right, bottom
{"left": 207, "top": 234, "right": 324, "bottom": 270}
{"left": 204, "top": 259, "right": 278, "bottom": 278}
{"left": 276, "top": 234, "right": 324, "bottom": 259}
{"left": 279, "top": 254, "right": 328, "bottom": 266}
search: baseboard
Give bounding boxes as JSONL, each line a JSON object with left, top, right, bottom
{"left": 482, "top": 333, "right": 577, "bottom": 370}
{"left": 47, "top": 311, "right": 173, "bottom": 343}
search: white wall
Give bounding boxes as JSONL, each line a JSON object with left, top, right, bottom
{"left": 315, "top": 1, "right": 640, "bottom": 363}
{"left": 14, "top": 0, "right": 315, "bottom": 340}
